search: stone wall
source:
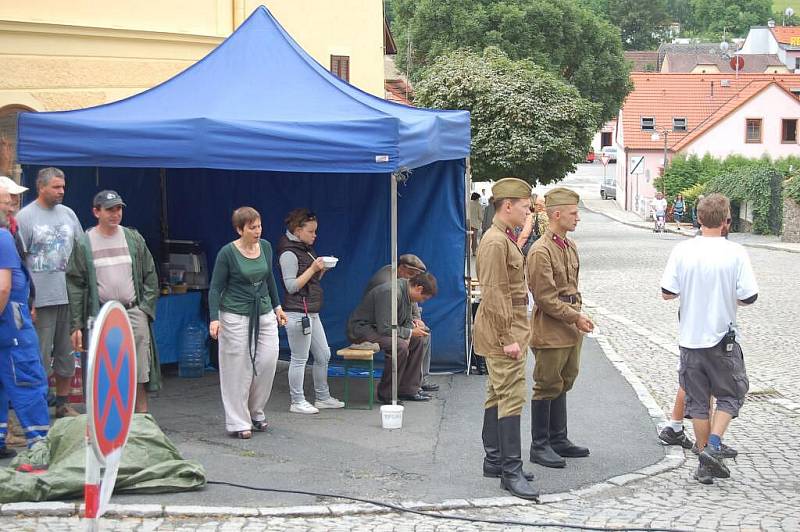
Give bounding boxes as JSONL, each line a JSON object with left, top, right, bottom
{"left": 782, "top": 198, "right": 800, "bottom": 243}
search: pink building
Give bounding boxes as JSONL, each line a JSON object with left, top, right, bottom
{"left": 614, "top": 73, "right": 800, "bottom": 216}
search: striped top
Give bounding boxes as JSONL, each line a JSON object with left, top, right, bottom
{"left": 87, "top": 227, "right": 136, "bottom": 305}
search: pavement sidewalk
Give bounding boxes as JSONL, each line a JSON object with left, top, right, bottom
{"left": 0, "top": 338, "right": 666, "bottom": 517}
{"left": 583, "top": 197, "right": 800, "bottom": 254}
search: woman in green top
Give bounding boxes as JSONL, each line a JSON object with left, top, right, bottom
{"left": 209, "top": 207, "right": 288, "bottom": 439}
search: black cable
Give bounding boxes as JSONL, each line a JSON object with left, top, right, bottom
{"left": 207, "top": 480, "right": 689, "bottom": 532}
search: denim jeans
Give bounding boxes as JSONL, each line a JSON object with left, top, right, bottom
{"left": 286, "top": 312, "right": 332, "bottom": 404}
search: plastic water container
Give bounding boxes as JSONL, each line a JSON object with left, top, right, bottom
{"left": 178, "top": 321, "right": 206, "bottom": 378}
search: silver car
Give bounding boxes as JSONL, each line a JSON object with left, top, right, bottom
{"left": 600, "top": 178, "right": 616, "bottom": 200}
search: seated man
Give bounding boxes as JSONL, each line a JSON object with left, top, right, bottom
{"left": 364, "top": 254, "right": 438, "bottom": 392}
{"left": 347, "top": 272, "right": 437, "bottom": 404}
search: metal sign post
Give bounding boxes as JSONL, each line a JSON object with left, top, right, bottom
{"left": 84, "top": 302, "right": 137, "bottom": 530}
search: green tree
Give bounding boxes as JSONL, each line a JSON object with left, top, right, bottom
{"left": 391, "top": 0, "right": 631, "bottom": 124}
{"left": 608, "top": 0, "right": 670, "bottom": 50}
{"left": 414, "top": 48, "right": 601, "bottom": 184}
{"left": 689, "top": 0, "right": 773, "bottom": 36}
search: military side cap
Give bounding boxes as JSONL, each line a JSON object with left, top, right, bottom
{"left": 491, "top": 177, "right": 531, "bottom": 200}
{"left": 545, "top": 187, "right": 580, "bottom": 207}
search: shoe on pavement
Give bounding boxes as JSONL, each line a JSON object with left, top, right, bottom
{"left": 398, "top": 392, "right": 431, "bottom": 402}
{"left": 693, "top": 463, "right": 714, "bottom": 485}
{"left": 0, "top": 446, "right": 17, "bottom": 459}
{"left": 658, "top": 426, "right": 694, "bottom": 449}
{"left": 699, "top": 446, "right": 730, "bottom": 479}
{"left": 314, "top": 397, "right": 345, "bottom": 409}
{"left": 719, "top": 442, "right": 738, "bottom": 459}
{"left": 421, "top": 381, "right": 439, "bottom": 392}
{"left": 289, "top": 401, "right": 320, "bottom": 414}
{"left": 55, "top": 404, "right": 80, "bottom": 418}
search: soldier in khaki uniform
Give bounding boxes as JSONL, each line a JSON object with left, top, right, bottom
{"left": 473, "top": 177, "right": 538, "bottom": 500}
{"left": 527, "top": 188, "right": 594, "bottom": 468}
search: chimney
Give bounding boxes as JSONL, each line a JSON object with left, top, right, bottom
{"left": 767, "top": 19, "right": 775, "bottom": 28}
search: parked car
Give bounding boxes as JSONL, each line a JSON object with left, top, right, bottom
{"left": 600, "top": 177, "right": 616, "bottom": 200}
{"left": 601, "top": 146, "right": 617, "bottom": 163}
{"left": 586, "top": 149, "right": 595, "bottom": 163}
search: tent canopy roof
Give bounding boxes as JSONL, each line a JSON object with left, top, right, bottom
{"left": 18, "top": 6, "right": 469, "bottom": 173}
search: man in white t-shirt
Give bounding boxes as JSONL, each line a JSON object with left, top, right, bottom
{"left": 651, "top": 192, "right": 667, "bottom": 218}
{"left": 660, "top": 193, "right": 758, "bottom": 485}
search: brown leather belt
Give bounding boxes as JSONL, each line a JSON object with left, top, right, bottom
{"left": 558, "top": 295, "right": 578, "bottom": 304}
{"left": 512, "top": 297, "right": 528, "bottom": 306}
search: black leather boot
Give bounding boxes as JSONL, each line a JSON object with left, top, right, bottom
{"left": 498, "top": 416, "right": 540, "bottom": 500}
{"left": 549, "top": 393, "right": 590, "bottom": 458}
{"left": 530, "top": 400, "right": 566, "bottom": 468}
{"left": 483, "top": 406, "right": 535, "bottom": 481}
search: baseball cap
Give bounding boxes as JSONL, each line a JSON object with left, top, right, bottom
{"left": 93, "top": 190, "right": 126, "bottom": 209}
{"left": 0, "top": 175, "right": 28, "bottom": 194}
{"left": 399, "top": 254, "right": 427, "bottom": 272}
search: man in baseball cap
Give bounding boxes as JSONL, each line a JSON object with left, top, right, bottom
{"left": 67, "top": 189, "right": 159, "bottom": 413}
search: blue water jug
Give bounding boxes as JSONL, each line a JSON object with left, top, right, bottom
{"left": 178, "top": 321, "right": 206, "bottom": 378}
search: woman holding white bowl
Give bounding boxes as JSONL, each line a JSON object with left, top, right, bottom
{"left": 277, "top": 208, "right": 344, "bottom": 414}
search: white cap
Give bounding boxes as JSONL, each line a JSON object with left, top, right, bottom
{"left": 0, "top": 175, "right": 28, "bottom": 194}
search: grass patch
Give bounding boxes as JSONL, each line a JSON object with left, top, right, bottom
{"left": 774, "top": 0, "right": 797, "bottom": 14}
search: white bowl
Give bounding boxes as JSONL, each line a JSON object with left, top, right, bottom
{"left": 321, "top": 256, "right": 339, "bottom": 269}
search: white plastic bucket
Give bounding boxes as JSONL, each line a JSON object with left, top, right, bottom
{"left": 380, "top": 404, "right": 404, "bottom": 429}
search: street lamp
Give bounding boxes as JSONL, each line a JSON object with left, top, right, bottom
{"left": 650, "top": 128, "right": 668, "bottom": 194}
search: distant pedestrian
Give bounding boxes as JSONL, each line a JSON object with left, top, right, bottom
{"left": 16, "top": 167, "right": 83, "bottom": 419}
{"left": 469, "top": 193, "right": 484, "bottom": 255}
{"left": 660, "top": 193, "right": 757, "bottom": 485}
{"left": 481, "top": 196, "right": 495, "bottom": 236}
{"left": 480, "top": 188, "right": 489, "bottom": 207}
{"left": 278, "top": 208, "right": 344, "bottom": 415}
{"left": 673, "top": 194, "right": 685, "bottom": 229}
{"left": 527, "top": 188, "right": 593, "bottom": 469}
{"left": 473, "top": 177, "right": 538, "bottom": 500}
{"left": 209, "top": 207, "right": 288, "bottom": 439}
{"left": 691, "top": 194, "right": 704, "bottom": 229}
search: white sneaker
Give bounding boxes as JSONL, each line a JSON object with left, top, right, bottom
{"left": 289, "top": 401, "right": 319, "bottom": 414}
{"left": 314, "top": 397, "right": 345, "bottom": 409}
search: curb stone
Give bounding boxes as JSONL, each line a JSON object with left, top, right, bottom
{"left": 1, "top": 311, "right": 686, "bottom": 520}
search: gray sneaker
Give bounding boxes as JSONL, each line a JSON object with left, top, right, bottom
{"left": 699, "top": 446, "right": 730, "bottom": 479}
{"left": 658, "top": 426, "right": 694, "bottom": 449}
{"left": 719, "top": 442, "right": 738, "bottom": 459}
{"left": 693, "top": 463, "right": 714, "bottom": 485}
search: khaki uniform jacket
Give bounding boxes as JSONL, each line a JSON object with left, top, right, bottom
{"left": 528, "top": 228, "right": 582, "bottom": 349}
{"left": 473, "top": 219, "right": 530, "bottom": 357}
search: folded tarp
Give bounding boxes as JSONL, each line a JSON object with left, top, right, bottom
{"left": 0, "top": 414, "right": 205, "bottom": 502}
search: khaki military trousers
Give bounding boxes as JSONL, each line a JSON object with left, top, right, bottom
{"left": 484, "top": 353, "right": 527, "bottom": 418}
{"left": 532, "top": 337, "right": 583, "bottom": 400}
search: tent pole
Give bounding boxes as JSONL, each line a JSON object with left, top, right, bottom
{"left": 390, "top": 171, "right": 398, "bottom": 407}
{"left": 159, "top": 168, "right": 169, "bottom": 261}
{"left": 464, "top": 157, "right": 473, "bottom": 375}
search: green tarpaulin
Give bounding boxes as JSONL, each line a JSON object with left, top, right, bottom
{"left": 0, "top": 414, "right": 205, "bottom": 503}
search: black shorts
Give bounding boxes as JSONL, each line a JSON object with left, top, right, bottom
{"left": 678, "top": 341, "right": 749, "bottom": 419}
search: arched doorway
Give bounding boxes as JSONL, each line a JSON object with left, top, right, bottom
{"left": 0, "top": 104, "right": 36, "bottom": 180}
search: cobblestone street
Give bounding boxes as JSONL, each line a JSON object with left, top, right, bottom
{"left": 4, "top": 190, "right": 799, "bottom": 530}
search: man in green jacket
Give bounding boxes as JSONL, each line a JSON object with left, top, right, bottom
{"left": 66, "top": 190, "right": 160, "bottom": 413}
{"left": 347, "top": 273, "right": 437, "bottom": 404}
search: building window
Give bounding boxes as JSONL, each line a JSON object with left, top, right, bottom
{"left": 745, "top": 118, "right": 762, "bottom": 143}
{"left": 330, "top": 55, "right": 350, "bottom": 82}
{"left": 672, "top": 117, "right": 687, "bottom": 132}
{"left": 640, "top": 117, "right": 655, "bottom": 131}
{"left": 782, "top": 119, "right": 798, "bottom": 143}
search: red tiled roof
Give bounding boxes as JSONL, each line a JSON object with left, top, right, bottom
{"left": 385, "top": 79, "right": 413, "bottom": 106}
{"left": 772, "top": 26, "right": 800, "bottom": 46}
{"left": 620, "top": 73, "right": 800, "bottom": 150}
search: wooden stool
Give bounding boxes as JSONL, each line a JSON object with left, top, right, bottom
{"left": 337, "top": 347, "right": 378, "bottom": 410}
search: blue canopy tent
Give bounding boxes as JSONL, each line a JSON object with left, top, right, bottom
{"left": 17, "top": 6, "right": 471, "bottom": 373}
